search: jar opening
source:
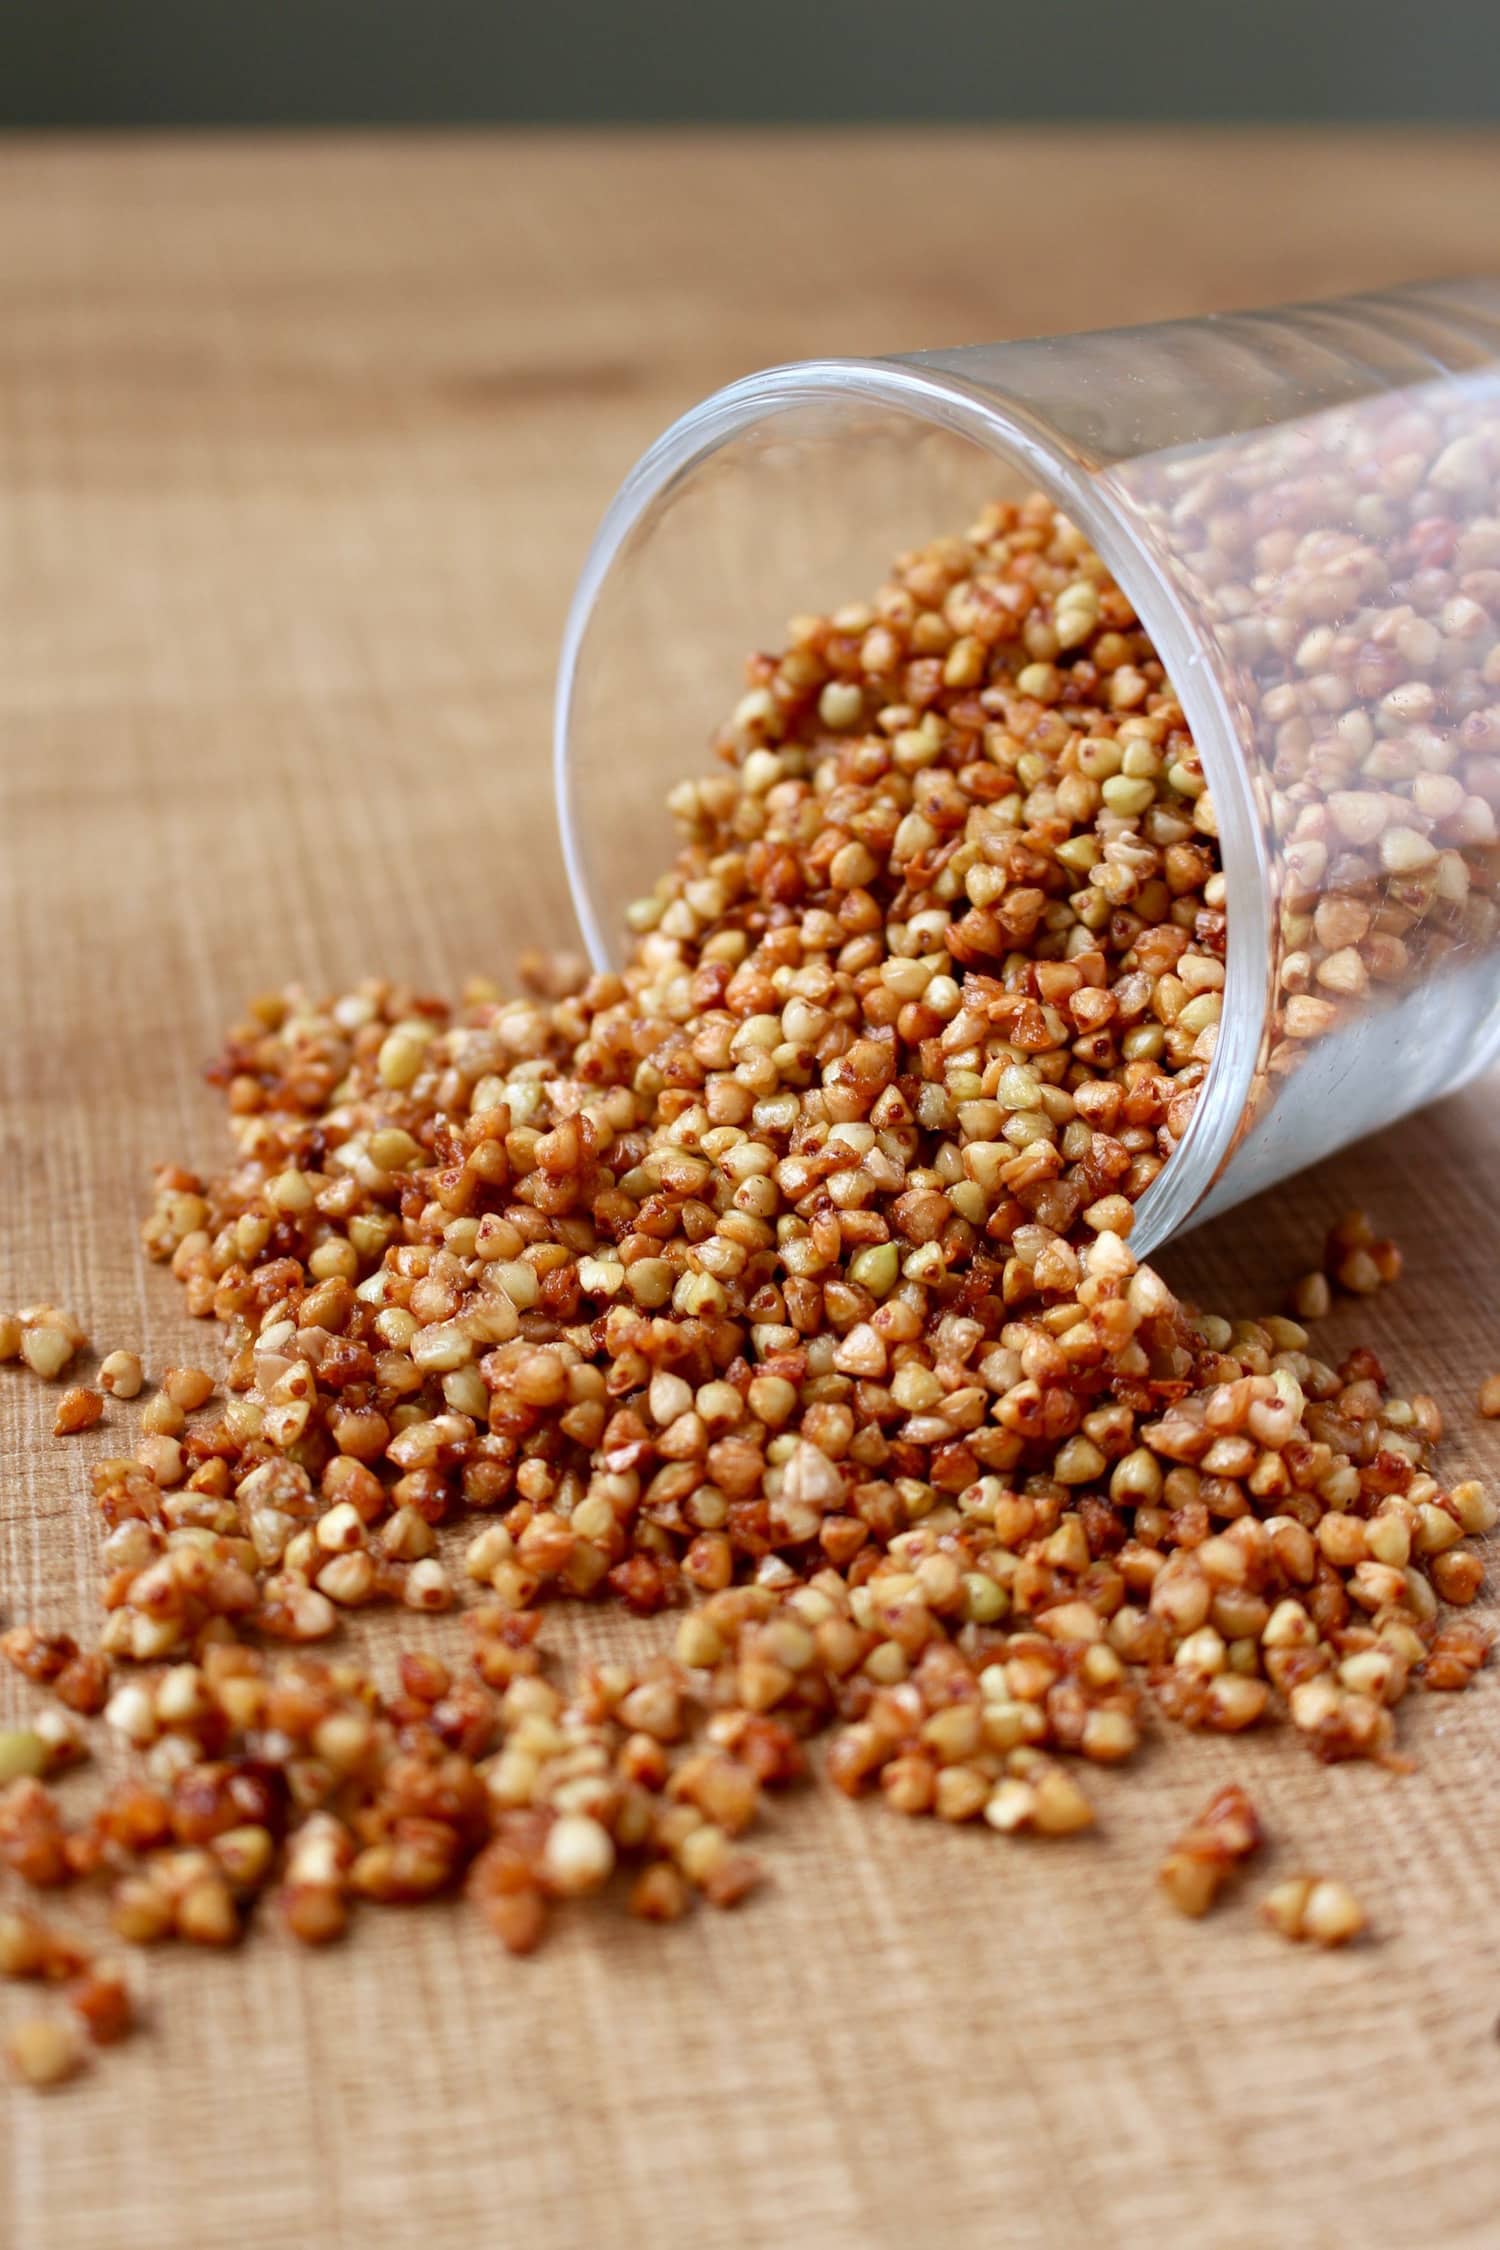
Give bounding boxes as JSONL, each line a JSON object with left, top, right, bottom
{"left": 554, "top": 359, "right": 1273, "bottom": 1255}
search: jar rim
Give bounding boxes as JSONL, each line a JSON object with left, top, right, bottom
{"left": 553, "top": 354, "right": 1274, "bottom": 1255}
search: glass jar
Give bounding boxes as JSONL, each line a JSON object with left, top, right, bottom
{"left": 555, "top": 279, "right": 1500, "bottom": 1254}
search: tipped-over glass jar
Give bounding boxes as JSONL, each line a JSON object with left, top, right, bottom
{"left": 555, "top": 279, "right": 1500, "bottom": 1255}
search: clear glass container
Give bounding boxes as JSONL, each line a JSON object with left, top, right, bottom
{"left": 555, "top": 280, "right": 1500, "bottom": 1254}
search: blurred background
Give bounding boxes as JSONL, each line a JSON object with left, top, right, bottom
{"left": 6, "top": 0, "right": 1500, "bottom": 125}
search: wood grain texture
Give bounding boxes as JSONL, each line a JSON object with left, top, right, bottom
{"left": 2, "top": 130, "right": 1500, "bottom": 2250}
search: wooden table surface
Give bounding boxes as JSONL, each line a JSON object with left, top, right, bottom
{"left": 3, "top": 130, "right": 1500, "bottom": 2250}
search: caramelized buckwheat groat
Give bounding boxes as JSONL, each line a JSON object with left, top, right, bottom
{"left": 1, "top": 498, "right": 1490, "bottom": 2088}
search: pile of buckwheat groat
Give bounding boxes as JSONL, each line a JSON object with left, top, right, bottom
{"left": 0, "top": 494, "right": 1492, "bottom": 2085}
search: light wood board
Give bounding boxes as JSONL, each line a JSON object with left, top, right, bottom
{"left": 2, "top": 131, "right": 1500, "bottom": 2250}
